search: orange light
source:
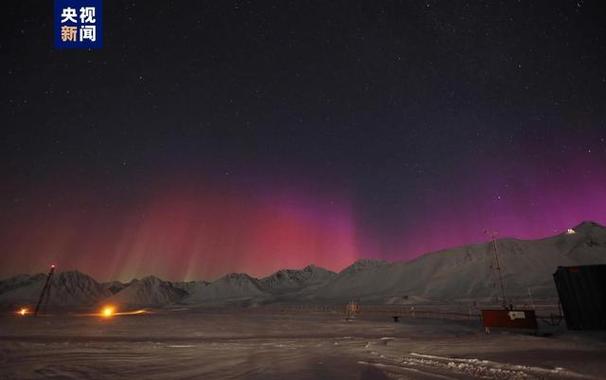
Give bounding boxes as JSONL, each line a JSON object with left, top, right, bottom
{"left": 17, "top": 307, "right": 29, "bottom": 316}
{"left": 101, "top": 305, "right": 115, "bottom": 318}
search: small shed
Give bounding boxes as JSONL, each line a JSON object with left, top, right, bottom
{"left": 553, "top": 265, "right": 606, "bottom": 330}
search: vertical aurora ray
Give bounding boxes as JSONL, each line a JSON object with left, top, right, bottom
{"left": 0, "top": 179, "right": 359, "bottom": 281}
{"left": 1, "top": 149, "right": 605, "bottom": 281}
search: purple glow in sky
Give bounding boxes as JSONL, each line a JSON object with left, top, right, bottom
{"left": 2, "top": 1, "right": 606, "bottom": 281}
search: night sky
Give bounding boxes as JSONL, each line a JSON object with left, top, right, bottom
{"left": 2, "top": 1, "right": 606, "bottom": 281}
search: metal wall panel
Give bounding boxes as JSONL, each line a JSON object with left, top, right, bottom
{"left": 553, "top": 265, "right": 606, "bottom": 330}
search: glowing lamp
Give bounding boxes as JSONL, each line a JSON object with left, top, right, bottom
{"left": 566, "top": 228, "right": 576, "bottom": 235}
{"left": 17, "top": 307, "right": 29, "bottom": 316}
{"left": 101, "top": 305, "right": 115, "bottom": 318}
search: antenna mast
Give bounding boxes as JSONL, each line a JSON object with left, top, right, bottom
{"left": 34, "top": 264, "right": 56, "bottom": 317}
{"left": 485, "top": 231, "right": 507, "bottom": 309}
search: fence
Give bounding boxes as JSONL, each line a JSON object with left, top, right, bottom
{"left": 247, "top": 303, "right": 563, "bottom": 324}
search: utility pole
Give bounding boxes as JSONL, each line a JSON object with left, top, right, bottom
{"left": 528, "top": 287, "right": 535, "bottom": 310}
{"left": 34, "top": 264, "right": 56, "bottom": 317}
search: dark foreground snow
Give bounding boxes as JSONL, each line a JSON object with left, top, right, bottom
{"left": 1, "top": 309, "right": 605, "bottom": 379}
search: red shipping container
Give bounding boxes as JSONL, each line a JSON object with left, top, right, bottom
{"left": 481, "top": 309, "right": 538, "bottom": 330}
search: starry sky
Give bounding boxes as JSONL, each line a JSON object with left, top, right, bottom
{"left": 2, "top": 1, "right": 606, "bottom": 281}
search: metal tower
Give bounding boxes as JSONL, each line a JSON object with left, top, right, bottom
{"left": 34, "top": 264, "right": 56, "bottom": 317}
{"left": 485, "top": 231, "right": 508, "bottom": 309}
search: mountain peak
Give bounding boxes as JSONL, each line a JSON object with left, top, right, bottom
{"left": 343, "top": 259, "right": 389, "bottom": 272}
{"left": 573, "top": 221, "right": 606, "bottom": 234}
{"left": 53, "top": 270, "right": 100, "bottom": 286}
{"left": 0, "top": 269, "right": 109, "bottom": 307}
{"left": 258, "top": 264, "right": 335, "bottom": 292}
{"left": 55, "top": 270, "right": 90, "bottom": 278}
{"left": 217, "top": 273, "right": 258, "bottom": 283}
{"left": 302, "top": 264, "right": 326, "bottom": 272}
{"left": 137, "top": 275, "right": 164, "bottom": 284}
{"left": 107, "top": 275, "right": 186, "bottom": 306}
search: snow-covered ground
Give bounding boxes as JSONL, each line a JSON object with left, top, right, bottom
{"left": 1, "top": 309, "right": 604, "bottom": 379}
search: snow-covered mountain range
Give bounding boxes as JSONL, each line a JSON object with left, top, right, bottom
{"left": 105, "top": 276, "right": 187, "bottom": 306}
{"left": 0, "top": 271, "right": 111, "bottom": 307}
{"left": 259, "top": 265, "right": 336, "bottom": 294}
{"left": 1, "top": 221, "right": 605, "bottom": 308}
{"left": 315, "top": 221, "right": 606, "bottom": 303}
